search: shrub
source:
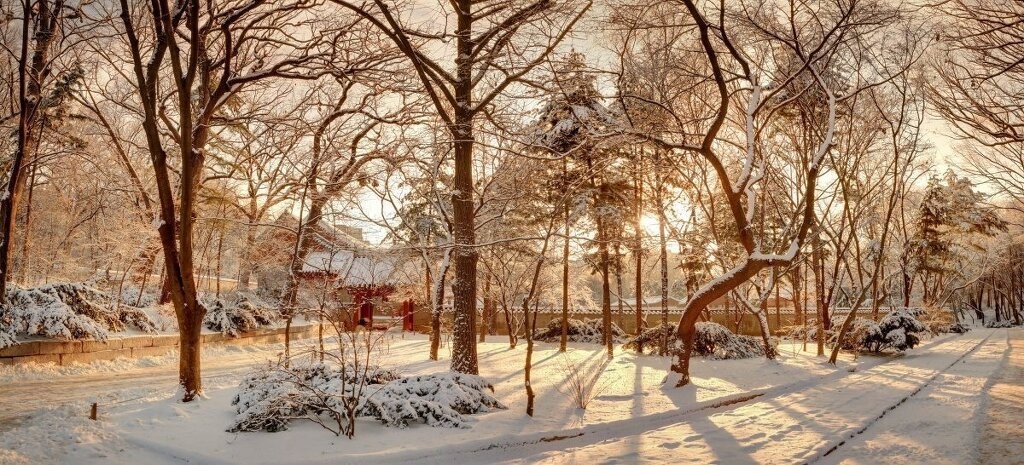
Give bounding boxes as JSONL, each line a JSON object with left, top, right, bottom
{"left": 692, "top": 322, "right": 773, "bottom": 359}
{"left": 779, "top": 325, "right": 835, "bottom": 342}
{"left": 936, "top": 322, "right": 971, "bottom": 334}
{"left": 230, "top": 361, "right": 402, "bottom": 433}
{"left": 836, "top": 309, "right": 927, "bottom": 353}
{"left": 623, "top": 321, "right": 773, "bottom": 359}
{"left": 985, "top": 320, "right": 1017, "bottom": 329}
{"left": 533, "top": 318, "right": 626, "bottom": 344}
{"left": 556, "top": 354, "right": 610, "bottom": 410}
{"left": 203, "top": 296, "right": 277, "bottom": 337}
{"left": 623, "top": 323, "right": 675, "bottom": 354}
{"left": 0, "top": 283, "right": 157, "bottom": 348}
{"left": 229, "top": 362, "right": 504, "bottom": 435}
{"left": 360, "top": 373, "right": 506, "bottom": 428}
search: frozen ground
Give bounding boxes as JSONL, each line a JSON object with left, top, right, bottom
{"left": 0, "top": 329, "right": 1016, "bottom": 464}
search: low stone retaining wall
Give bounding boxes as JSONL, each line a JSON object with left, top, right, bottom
{"left": 0, "top": 324, "right": 321, "bottom": 366}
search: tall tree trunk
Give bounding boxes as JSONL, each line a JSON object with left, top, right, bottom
{"left": 0, "top": 0, "right": 54, "bottom": 299}
{"left": 238, "top": 219, "right": 257, "bottom": 289}
{"left": 429, "top": 249, "right": 452, "bottom": 360}
{"left": 448, "top": 4, "right": 479, "bottom": 374}
{"left": 561, "top": 198, "right": 570, "bottom": 352}
{"left": 480, "top": 274, "right": 491, "bottom": 343}
{"left": 659, "top": 214, "right": 669, "bottom": 356}
{"left": 615, "top": 244, "right": 625, "bottom": 329}
{"left": 758, "top": 298, "right": 776, "bottom": 359}
{"left": 18, "top": 162, "right": 37, "bottom": 285}
{"left": 598, "top": 216, "right": 613, "bottom": 357}
{"left": 634, "top": 154, "right": 644, "bottom": 343}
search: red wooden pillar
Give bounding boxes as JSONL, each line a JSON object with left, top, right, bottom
{"left": 402, "top": 299, "right": 415, "bottom": 331}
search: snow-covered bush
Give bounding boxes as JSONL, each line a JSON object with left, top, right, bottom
{"left": 779, "top": 325, "right": 834, "bottom": 342}
{"left": 836, "top": 309, "right": 927, "bottom": 353}
{"left": 0, "top": 283, "right": 157, "bottom": 348}
{"left": 832, "top": 318, "right": 879, "bottom": 351}
{"left": 533, "top": 318, "right": 626, "bottom": 344}
{"left": 623, "top": 322, "right": 675, "bottom": 354}
{"left": 623, "top": 322, "right": 772, "bottom": 359}
{"left": 203, "top": 296, "right": 277, "bottom": 337}
{"left": 360, "top": 373, "right": 505, "bottom": 428}
{"left": 985, "top": 320, "right": 1017, "bottom": 329}
{"left": 692, "top": 322, "right": 773, "bottom": 359}
{"left": 229, "top": 361, "right": 504, "bottom": 435}
{"left": 935, "top": 322, "right": 971, "bottom": 334}
{"left": 117, "top": 286, "right": 157, "bottom": 308}
{"left": 230, "top": 361, "right": 401, "bottom": 433}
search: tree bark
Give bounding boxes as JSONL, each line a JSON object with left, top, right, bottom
{"left": 448, "top": 8, "right": 480, "bottom": 373}
{"left": 561, "top": 198, "right": 570, "bottom": 352}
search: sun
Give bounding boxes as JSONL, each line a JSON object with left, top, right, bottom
{"left": 640, "top": 214, "right": 661, "bottom": 235}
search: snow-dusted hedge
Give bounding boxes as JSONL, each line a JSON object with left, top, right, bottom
{"left": 533, "top": 318, "right": 626, "bottom": 344}
{"left": 230, "top": 362, "right": 504, "bottom": 434}
{"left": 623, "top": 322, "right": 773, "bottom": 359}
{"left": 203, "top": 296, "right": 277, "bottom": 337}
{"left": 984, "top": 320, "right": 1018, "bottom": 328}
{"left": 0, "top": 283, "right": 157, "bottom": 348}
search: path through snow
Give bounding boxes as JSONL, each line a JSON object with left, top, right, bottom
{"left": 0, "top": 330, "right": 1008, "bottom": 464}
{"left": 979, "top": 328, "right": 1024, "bottom": 465}
{"left": 480, "top": 330, "right": 996, "bottom": 464}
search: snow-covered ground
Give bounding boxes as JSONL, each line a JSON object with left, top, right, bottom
{"left": 0, "top": 329, "right": 1016, "bottom": 464}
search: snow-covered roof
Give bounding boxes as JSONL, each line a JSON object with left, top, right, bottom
{"left": 301, "top": 250, "right": 403, "bottom": 286}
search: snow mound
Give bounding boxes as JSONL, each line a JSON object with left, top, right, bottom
{"left": 533, "top": 318, "right": 626, "bottom": 344}
{"left": 624, "top": 322, "right": 772, "bottom": 359}
{"left": 0, "top": 405, "right": 122, "bottom": 464}
{"left": 203, "top": 296, "right": 277, "bottom": 337}
{"left": 0, "top": 283, "right": 157, "bottom": 348}
{"left": 984, "top": 320, "right": 1018, "bottom": 329}
{"left": 230, "top": 362, "right": 503, "bottom": 434}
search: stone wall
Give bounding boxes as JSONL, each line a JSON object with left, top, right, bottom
{"left": 411, "top": 307, "right": 823, "bottom": 338}
{"left": 0, "top": 324, "right": 320, "bottom": 366}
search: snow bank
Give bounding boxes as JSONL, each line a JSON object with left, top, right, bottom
{"left": 0, "top": 283, "right": 157, "bottom": 348}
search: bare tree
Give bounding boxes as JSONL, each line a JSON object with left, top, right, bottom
{"left": 327, "top": 0, "right": 590, "bottom": 374}
{"left": 110, "top": 0, "right": 356, "bottom": 400}
{"left": 615, "top": 0, "right": 915, "bottom": 385}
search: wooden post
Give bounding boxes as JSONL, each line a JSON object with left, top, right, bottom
{"left": 90, "top": 403, "right": 97, "bottom": 420}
